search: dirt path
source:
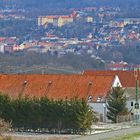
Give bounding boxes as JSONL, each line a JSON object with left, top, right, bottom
{"left": 4, "top": 132, "right": 79, "bottom": 140}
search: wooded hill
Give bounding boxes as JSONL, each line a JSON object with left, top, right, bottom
{"left": 0, "top": 0, "right": 139, "bottom": 9}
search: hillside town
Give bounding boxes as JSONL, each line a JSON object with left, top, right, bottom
{"left": 0, "top": 6, "right": 140, "bottom": 70}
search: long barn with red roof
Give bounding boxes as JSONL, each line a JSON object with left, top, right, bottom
{"left": 0, "top": 74, "right": 121, "bottom": 102}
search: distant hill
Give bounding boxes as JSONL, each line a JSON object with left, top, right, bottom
{"left": 0, "top": 0, "right": 139, "bottom": 18}
{"left": 0, "top": 0, "right": 140, "bottom": 9}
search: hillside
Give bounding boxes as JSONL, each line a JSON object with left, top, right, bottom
{"left": 0, "top": 0, "right": 140, "bottom": 9}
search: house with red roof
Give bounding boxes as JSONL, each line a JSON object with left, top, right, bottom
{"left": 106, "top": 62, "right": 130, "bottom": 71}
{"left": 84, "top": 70, "right": 140, "bottom": 119}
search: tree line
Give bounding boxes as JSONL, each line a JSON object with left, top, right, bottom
{"left": 0, "top": 53, "right": 105, "bottom": 74}
{"left": 0, "top": 94, "right": 97, "bottom": 134}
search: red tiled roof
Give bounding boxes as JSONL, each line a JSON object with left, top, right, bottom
{"left": 45, "top": 15, "right": 72, "bottom": 19}
{"left": 47, "top": 16, "right": 59, "bottom": 19}
{"left": 107, "top": 63, "right": 128, "bottom": 68}
{"left": 60, "top": 16, "right": 72, "bottom": 18}
{"left": 0, "top": 37, "right": 6, "bottom": 42}
{"left": 84, "top": 70, "right": 140, "bottom": 87}
{"left": 0, "top": 74, "right": 114, "bottom": 101}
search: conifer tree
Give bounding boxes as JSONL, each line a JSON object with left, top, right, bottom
{"left": 77, "top": 100, "right": 96, "bottom": 134}
{"left": 107, "top": 86, "right": 127, "bottom": 123}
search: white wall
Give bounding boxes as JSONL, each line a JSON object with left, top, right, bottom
{"left": 112, "top": 75, "right": 122, "bottom": 87}
{"left": 0, "top": 44, "right": 4, "bottom": 53}
{"left": 88, "top": 75, "right": 122, "bottom": 122}
{"left": 88, "top": 102, "right": 109, "bottom": 122}
{"left": 126, "top": 98, "right": 140, "bottom": 115}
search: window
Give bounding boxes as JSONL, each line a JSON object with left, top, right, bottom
{"left": 88, "top": 95, "right": 92, "bottom": 102}
{"left": 97, "top": 97, "right": 101, "bottom": 102}
{"left": 135, "top": 103, "right": 139, "bottom": 109}
{"left": 131, "top": 102, "right": 133, "bottom": 106}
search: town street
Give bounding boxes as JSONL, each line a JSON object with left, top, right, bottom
{"left": 74, "top": 126, "right": 140, "bottom": 140}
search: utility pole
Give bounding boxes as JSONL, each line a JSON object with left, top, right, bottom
{"left": 134, "top": 69, "right": 139, "bottom": 123}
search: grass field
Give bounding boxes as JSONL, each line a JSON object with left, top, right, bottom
{"left": 1, "top": 136, "right": 69, "bottom": 140}
{"left": 108, "top": 132, "right": 140, "bottom": 140}
{"left": 0, "top": 136, "right": 12, "bottom": 140}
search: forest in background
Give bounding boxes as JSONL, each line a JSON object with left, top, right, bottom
{"left": 0, "top": 53, "right": 105, "bottom": 74}
{"left": 0, "top": 0, "right": 140, "bottom": 18}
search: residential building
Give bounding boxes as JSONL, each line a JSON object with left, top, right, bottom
{"left": 38, "top": 12, "right": 76, "bottom": 27}
{"left": 0, "top": 44, "right": 4, "bottom": 53}
{"left": 86, "top": 16, "right": 93, "bottom": 23}
{"left": 84, "top": 70, "right": 140, "bottom": 120}
{"left": 106, "top": 62, "right": 130, "bottom": 70}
